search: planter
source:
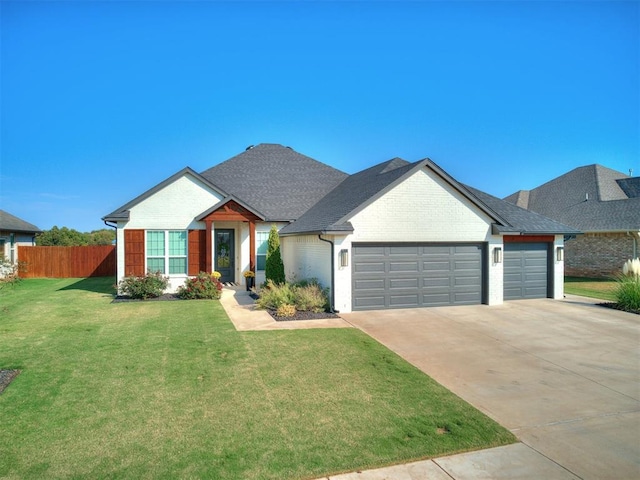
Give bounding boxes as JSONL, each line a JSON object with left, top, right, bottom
{"left": 246, "top": 277, "right": 255, "bottom": 291}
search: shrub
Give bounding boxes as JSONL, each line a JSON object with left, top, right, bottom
{"left": 118, "top": 271, "right": 169, "bottom": 299}
{"left": 616, "top": 259, "right": 640, "bottom": 312}
{"left": 0, "top": 260, "right": 24, "bottom": 289}
{"left": 255, "top": 280, "right": 297, "bottom": 310}
{"left": 276, "top": 304, "right": 296, "bottom": 317}
{"left": 265, "top": 225, "right": 285, "bottom": 285}
{"left": 293, "top": 281, "right": 329, "bottom": 313}
{"left": 177, "top": 272, "right": 223, "bottom": 300}
{"left": 256, "top": 279, "right": 330, "bottom": 313}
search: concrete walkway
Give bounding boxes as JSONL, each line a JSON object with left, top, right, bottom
{"left": 219, "top": 286, "right": 351, "bottom": 331}
{"left": 219, "top": 288, "right": 639, "bottom": 480}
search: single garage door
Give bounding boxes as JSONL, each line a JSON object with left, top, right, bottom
{"left": 504, "top": 242, "right": 549, "bottom": 300}
{"left": 352, "top": 243, "right": 484, "bottom": 311}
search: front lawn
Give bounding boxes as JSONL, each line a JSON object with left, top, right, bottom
{"left": 564, "top": 276, "right": 617, "bottom": 301}
{"left": 0, "top": 278, "right": 515, "bottom": 479}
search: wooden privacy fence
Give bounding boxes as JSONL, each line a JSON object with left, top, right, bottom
{"left": 18, "top": 246, "right": 116, "bottom": 278}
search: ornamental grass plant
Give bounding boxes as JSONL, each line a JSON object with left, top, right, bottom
{"left": 616, "top": 258, "right": 640, "bottom": 312}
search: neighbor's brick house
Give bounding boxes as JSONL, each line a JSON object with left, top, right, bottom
{"left": 505, "top": 165, "right": 640, "bottom": 278}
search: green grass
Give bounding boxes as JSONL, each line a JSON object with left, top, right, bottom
{"left": 564, "top": 276, "right": 618, "bottom": 301}
{"left": 0, "top": 278, "right": 515, "bottom": 480}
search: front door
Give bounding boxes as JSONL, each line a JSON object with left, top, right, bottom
{"left": 215, "top": 229, "right": 235, "bottom": 283}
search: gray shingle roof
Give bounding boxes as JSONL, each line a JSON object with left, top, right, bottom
{"left": 280, "top": 156, "right": 575, "bottom": 236}
{"left": 503, "top": 165, "right": 639, "bottom": 232}
{"left": 0, "top": 210, "right": 41, "bottom": 233}
{"left": 279, "top": 157, "right": 417, "bottom": 235}
{"left": 200, "top": 144, "right": 348, "bottom": 221}
{"left": 465, "top": 188, "right": 581, "bottom": 235}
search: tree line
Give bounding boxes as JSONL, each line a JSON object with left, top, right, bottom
{"left": 36, "top": 226, "right": 116, "bottom": 246}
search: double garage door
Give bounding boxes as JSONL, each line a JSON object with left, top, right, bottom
{"left": 352, "top": 243, "right": 484, "bottom": 311}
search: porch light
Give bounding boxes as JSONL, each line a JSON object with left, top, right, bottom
{"left": 339, "top": 249, "right": 349, "bottom": 267}
{"left": 493, "top": 247, "right": 502, "bottom": 264}
{"left": 556, "top": 246, "right": 564, "bottom": 262}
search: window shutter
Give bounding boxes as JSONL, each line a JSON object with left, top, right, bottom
{"left": 188, "top": 230, "right": 207, "bottom": 275}
{"left": 124, "top": 229, "right": 145, "bottom": 276}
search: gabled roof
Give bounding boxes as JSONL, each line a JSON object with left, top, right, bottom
{"left": 465, "top": 187, "right": 581, "bottom": 236}
{"left": 196, "top": 196, "right": 266, "bottom": 221}
{"left": 199, "top": 144, "right": 348, "bottom": 221}
{"left": 504, "top": 164, "right": 639, "bottom": 232}
{"left": 102, "top": 167, "right": 226, "bottom": 222}
{"left": 0, "top": 210, "right": 41, "bottom": 234}
{"left": 280, "top": 157, "right": 515, "bottom": 236}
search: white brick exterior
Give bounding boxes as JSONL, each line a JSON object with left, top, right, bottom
{"left": 281, "top": 235, "right": 332, "bottom": 288}
{"left": 349, "top": 169, "right": 493, "bottom": 242}
{"left": 553, "top": 235, "right": 565, "bottom": 299}
{"left": 328, "top": 167, "right": 506, "bottom": 312}
{"left": 116, "top": 173, "right": 224, "bottom": 291}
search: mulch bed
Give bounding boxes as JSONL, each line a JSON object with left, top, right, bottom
{"left": 267, "top": 310, "right": 340, "bottom": 322}
{"left": 0, "top": 369, "right": 20, "bottom": 395}
{"left": 598, "top": 302, "right": 640, "bottom": 315}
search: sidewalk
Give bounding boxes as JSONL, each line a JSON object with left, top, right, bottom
{"left": 218, "top": 286, "right": 581, "bottom": 480}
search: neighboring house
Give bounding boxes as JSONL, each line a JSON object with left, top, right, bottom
{"left": 103, "top": 143, "right": 578, "bottom": 312}
{"left": 504, "top": 165, "right": 640, "bottom": 278}
{"left": 0, "top": 210, "right": 41, "bottom": 264}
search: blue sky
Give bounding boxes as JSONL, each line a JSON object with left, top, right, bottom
{"left": 1, "top": 0, "right": 638, "bottom": 232}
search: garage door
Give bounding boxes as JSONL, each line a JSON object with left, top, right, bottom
{"left": 352, "top": 243, "right": 484, "bottom": 311}
{"left": 504, "top": 243, "right": 549, "bottom": 300}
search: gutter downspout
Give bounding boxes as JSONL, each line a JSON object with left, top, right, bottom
{"left": 318, "top": 234, "right": 337, "bottom": 313}
{"left": 628, "top": 231, "right": 640, "bottom": 259}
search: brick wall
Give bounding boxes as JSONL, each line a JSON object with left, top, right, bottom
{"left": 565, "top": 233, "right": 636, "bottom": 278}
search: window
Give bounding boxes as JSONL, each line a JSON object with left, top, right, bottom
{"left": 256, "top": 231, "right": 269, "bottom": 271}
{"left": 146, "top": 230, "right": 187, "bottom": 274}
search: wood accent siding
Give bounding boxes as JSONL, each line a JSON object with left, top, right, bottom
{"left": 124, "top": 229, "right": 145, "bottom": 276}
{"left": 503, "top": 235, "right": 554, "bottom": 243}
{"left": 18, "top": 246, "right": 116, "bottom": 278}
{"left": 188, "top": 230, "right": 207, "bottom": 275}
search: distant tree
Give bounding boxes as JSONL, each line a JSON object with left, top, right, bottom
{"left": 265, "top": 224, "right": 285, "bottom": 284}
{"left": 36, "top": 227, "right": 115, "bottom": 246}
{"left": 88, "top": 229, "right": 116, "bottom": 245}
{"left": 36, "top": 226, "right": 89, "bottom": 246}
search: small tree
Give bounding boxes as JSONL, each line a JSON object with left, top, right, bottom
{"left": 265, "top": 224, "right": 285, "bottom": 284}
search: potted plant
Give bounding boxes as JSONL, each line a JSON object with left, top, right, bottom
{"left": 243, "top": 270, "right": 255, "bottom": 291}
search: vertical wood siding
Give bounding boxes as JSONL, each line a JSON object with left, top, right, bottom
{"left": 124, "top": 229, "right": 145, "bottom": 276}
{"left": 188, "top": 230, "right": 207, "bottom": 275}
{"left": 18, "top": 246, "right": 116, "bottom": 278}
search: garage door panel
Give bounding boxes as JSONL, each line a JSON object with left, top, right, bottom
{"left": 353, "top": 243, "right": 484, "bottom": 310}
{"left": 389, "top": 295, "right": 420, "bottom": 307}
{"left": 390, "top": 261, "right": 419, "bottom": 272}
{"left": 390, "top": 278, "right": 419, "bottom": 289}
{"left": 354, "top": 278, "right": 385, "bottom": 290}
{"left": 389, "top": 246, "right": 420, "bottom": 255}
{"left": 354, "top": 262, "right": 386, "bottom": 273}
{"left": 423, "top": 261, "right": 451, "bottom": 271}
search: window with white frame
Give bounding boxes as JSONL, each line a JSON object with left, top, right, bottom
{"left": 146, "top": 230, "right": 187, "bottom": 274}
{"left": 256, "top": 231, "right": 269, "bottom": 271}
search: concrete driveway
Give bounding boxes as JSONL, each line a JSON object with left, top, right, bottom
{"left": 341, "top": 297, "right": 640, "bottom": 480}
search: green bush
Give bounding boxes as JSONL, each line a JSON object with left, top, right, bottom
{"left": 255, "top": 281, "right": 297, "bottom": 310}
{"left": 615, "top": 258, "right": 640, "bottom": 312}
{"left": 293, "top": 280, "right": 329, "bottom": 313}
{"left": 118, "top": 271, "right": 169, "bottom": 299}
{"left": 177, "top": 272, "right": 223, "bottom": 300}
{"left": 615, "top": 275, "right": 640, "bottom": 312}
{"left": 256, "top": 279, "right": 329, "bottom": 313}
{"left": 265, "top": 225, "right": 285, "bottom": 285}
